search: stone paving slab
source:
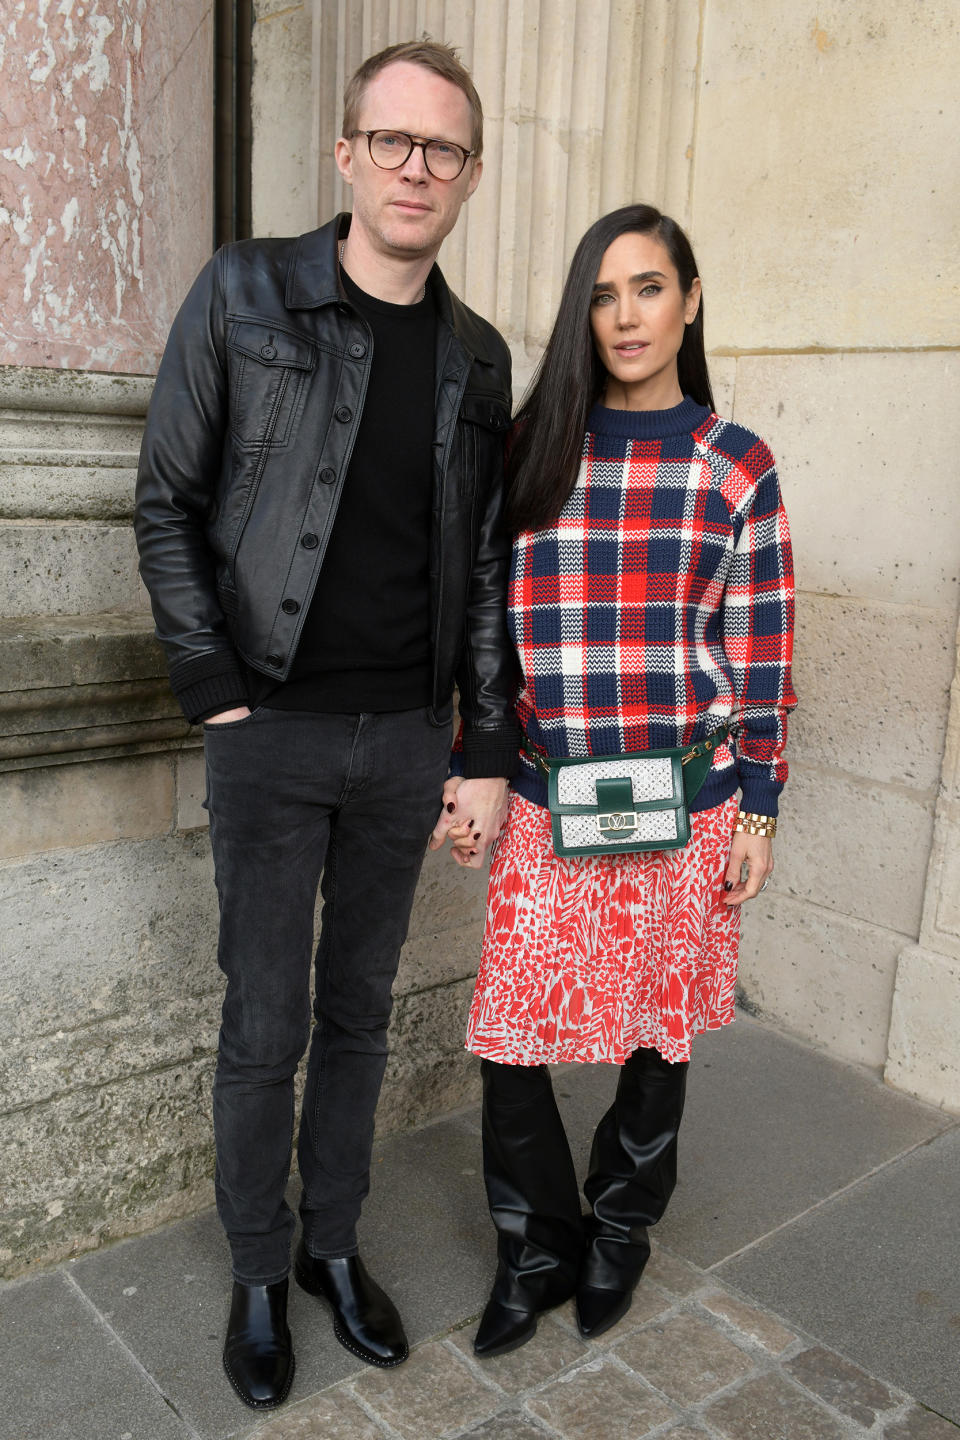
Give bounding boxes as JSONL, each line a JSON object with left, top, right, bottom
{"left": 3, "top": 1019, "right": 960, "bottom": 1439}
{"left": 716, "top": 1125, "right": 960, "bottom": 1424}
{"left": 552, "top": 1019, "right": 955, "bottom": 1269}
{"left": 0, "top": 1270, "right": 190, "bottom": 1440}
{"left": 65, "top": 1204, "right": 365, "bottom": 1439}
{"left": 247, "top": 1260, "right": 960, "bottom": 1440}
{"left": 350, "top": 1339, "right": 501, "bottom": 1438}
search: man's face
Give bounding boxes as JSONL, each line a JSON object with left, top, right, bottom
{"left": 335, "top": 60, "right": 482, "bottom": 260}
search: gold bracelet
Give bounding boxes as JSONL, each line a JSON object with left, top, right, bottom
{"left": 736, "top": 810, "right": 777, "bottom": 838}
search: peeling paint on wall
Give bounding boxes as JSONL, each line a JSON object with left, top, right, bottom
{"left": 0, "top": 0, "right": 213, "bottom": 374}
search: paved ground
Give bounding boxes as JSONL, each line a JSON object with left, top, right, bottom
{"left": 3, "top": 1014, "right": 959, "bottom": 1440}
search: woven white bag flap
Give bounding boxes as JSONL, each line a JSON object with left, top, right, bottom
{"left": 558, "top": 808, "right": 680, "bottom": 850}
{"left": 555, "top": 755, "right": 675, "bottom": 807}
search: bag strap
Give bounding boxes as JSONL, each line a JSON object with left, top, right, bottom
{"left": 679, "top": 722, "right": 730, "bottom": 803}
{"left": 522, "top": 721, "right": 731, "bottom": 801}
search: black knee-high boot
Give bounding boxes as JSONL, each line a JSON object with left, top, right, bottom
{"left": 577, "top": 1045, "right": 688, "bottom": 1338}
{"left": 475, "top": 1059, "right": 584, "bottom": 1357}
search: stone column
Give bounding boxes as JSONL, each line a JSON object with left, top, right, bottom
{"left": 0, "top": 1, "right": 216, "bottom": 1277}
{"left": 307, "top": 0, "right": 701, "bottom": 387}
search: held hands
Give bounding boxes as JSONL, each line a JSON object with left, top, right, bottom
{"left": 429, "top": 776, "right": 510, "bottom": 869}
{"left": 722, "top": 830, "right": 773, "bottom": 906}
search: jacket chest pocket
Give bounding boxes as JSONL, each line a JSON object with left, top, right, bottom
{"left": 457, "top": 392, "right": 511, "bottom": 501}
{"left": 226, "top": 321, "right": 315, "bottom": 450}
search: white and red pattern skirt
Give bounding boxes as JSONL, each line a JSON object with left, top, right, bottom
{"left": 466, "top": 792, "right": 742, "bottom": 1066}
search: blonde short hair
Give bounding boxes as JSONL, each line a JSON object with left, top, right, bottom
{"left": 342, "top": 39, "right": 483, "bottom": 159}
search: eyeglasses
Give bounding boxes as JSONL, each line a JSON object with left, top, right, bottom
{"left": 350, "top": 129, "right": 474, "bottom": 181}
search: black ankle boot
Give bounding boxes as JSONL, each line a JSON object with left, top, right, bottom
{"left": 475, "top": 1060, "right": 583, "bottom": 1358}
{"left": 576, "top": 1046, "right": 688, "bottom": 1339}
{"left": 222, "top": 1277, "right": 295, "bottom": 1408}
{"left": 294, "top": 1243, "right": 408, "bottom": 1366}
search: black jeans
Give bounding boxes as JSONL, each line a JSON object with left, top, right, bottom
{"left": 203, "top": 706, "right": 450, "bottom": 1285}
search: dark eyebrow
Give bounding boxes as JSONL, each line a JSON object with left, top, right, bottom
{"left": 592, "top": 270, "right": 668, "bottom": 291}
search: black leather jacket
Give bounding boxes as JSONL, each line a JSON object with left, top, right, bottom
{"left": 135, "top": 215, "right": 519, "bottom": 775}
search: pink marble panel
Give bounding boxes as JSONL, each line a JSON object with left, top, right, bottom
{"left": 0, "top": 0, "right": 213, "bottom": 375}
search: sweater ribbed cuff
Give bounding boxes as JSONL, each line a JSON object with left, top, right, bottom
{"left": 737, "top": 777, "right": 782, "bottom": 819}
{"left": 460, "top": 723, "right": 521, "bottom": 780}
{"left": 176, "top": 670, "right": 250, "bottom": 726}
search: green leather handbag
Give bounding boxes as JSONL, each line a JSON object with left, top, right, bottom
{"left": 525, "top": 724, "right": 730, "bottom": 858}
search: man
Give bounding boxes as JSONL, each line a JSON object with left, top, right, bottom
{"left": 135, "top": 40, "right": 517, "bottom": 1410}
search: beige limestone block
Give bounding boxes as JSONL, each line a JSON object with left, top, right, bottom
{"left": 175, "top": 748, "right": 209, "bottom": 831}
{"left": 885, "top": 945, "right": 960, "bottom": 1112}
{"left": 0, "top": 368, "right": 149, "bottom": 522}
{"left": 692, "top": 2, "right": 960, "bottom": 349}
{"left": 774, "top": 763, "right": 934, "bottom": 936}
{"left": 379, "top": 978, "right": 480, "bottom": 1131}
{"left": 251, "top": 2, "right": 315, "bottom": 239}
{"left": 0, "top": 523, "right": 143, "bottom": 617}
{"left": 0, "top": 611, "right": 163, "bottom": 690}
{"left": 0, "top": 754, "right": 173, "bottom": 860}
{"left": 1, "top": 1056, "right": 216, "bottom": 1277}
{"left": 731, "top": 352, "right": 960, "bottom": 610}
{"left": 710, "top": 355, "right": 737, "bottom": 418}
{"left": 394, "top": 926, "right": 482, "bottom": 998}
{"left": 406, "top": 843, "right": 489, "bottom": 940}
{"left": 0, "top": 992, "right": 219, "bottom": 1115}
{"left": 790, "top": 593, "right": 955, "bottom": 792}
{"left": 0, "top": 831, "right": 218, "bottom": 1046}
{"left": 737, "top": 892, "right": 907, "bottom": 1068}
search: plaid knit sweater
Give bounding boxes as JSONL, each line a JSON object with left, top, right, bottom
{"left": 511, "top": 397, "right": 797, "bottom": 817}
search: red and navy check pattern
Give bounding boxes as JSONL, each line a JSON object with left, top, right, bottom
{"left": 511, "top": 399, "right": 797, "bottom": 817}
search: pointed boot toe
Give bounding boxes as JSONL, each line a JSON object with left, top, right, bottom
{"left": 222, "top": 1279, "right": 295, "bottom": 1409}
{"left": 295, "top": 1243, "right": 408, "bottom": 1367}
{"left": 473, "top": 1295, "right": 538, "bottom": 1358}
{"left": 575, "top": 1282, "right": 633, "bottom": 1339}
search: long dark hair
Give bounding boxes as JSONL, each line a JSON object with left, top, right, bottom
{"left": 507, "top": 204, "right": 714, "bottom": 533}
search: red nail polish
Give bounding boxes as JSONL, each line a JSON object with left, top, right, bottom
{"left": 473, "top": 831, "right": 481, "bottom": 840}
{"left": 446, "top": 802, "right": 455, "bottom": 813}
{"left": 724, "top": 880, "right": 733, "bottom": 891}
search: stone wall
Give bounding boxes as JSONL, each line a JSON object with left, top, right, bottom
{"left": 285, "top": 2, "right": 960, "bottom": 1097}
{"left": 0, "top": 0, "right": 213, "bottom": 374}
{"left": 2, "top": 0, "right": 958, "bottom": 1281}
{"left": 689, "top": 6, "right": 960, "bottom": 1084}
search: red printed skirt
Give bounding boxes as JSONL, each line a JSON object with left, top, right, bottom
{"left": 466, "top": 792, "right": 742, "bottom": 1066}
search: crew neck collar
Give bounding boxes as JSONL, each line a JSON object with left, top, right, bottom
{"left": 587, "top": 395, "right": 712, "bottom": 438}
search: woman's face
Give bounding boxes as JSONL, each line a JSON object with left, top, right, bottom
{"left": 589, "top": 231, "right": 701, "bottom": 410}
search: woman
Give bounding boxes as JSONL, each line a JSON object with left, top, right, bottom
{"left": 443, "top": 203, "right": 797, "bottom": 1356}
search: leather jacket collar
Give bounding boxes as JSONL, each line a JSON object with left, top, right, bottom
{"left": 284, "top": 214, "right": 502, "bottom": 366}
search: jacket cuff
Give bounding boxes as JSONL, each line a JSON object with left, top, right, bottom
{"left": 461, "top": 723, "right": 521, "bottom": 779}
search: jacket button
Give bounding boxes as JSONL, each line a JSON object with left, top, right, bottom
{"left": 266, "top": 653, "right": 283, "bottom": 667}
{"left": 335, "top": 405, "right": 352, "bottom": 423}
{"left": 301, "top": 532, "right": 319, "bottom": 549}
{"left": 319, "top": 467, "right": 335, "bottom": 484}
{"left": 260, "top": 344, "right": 277, "bottom": 360}
{"left": 281, "top": 599, "right": 299, "bottom": 615}
{"left": 348, "top": 342, "right": 366, "bottom": 358}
